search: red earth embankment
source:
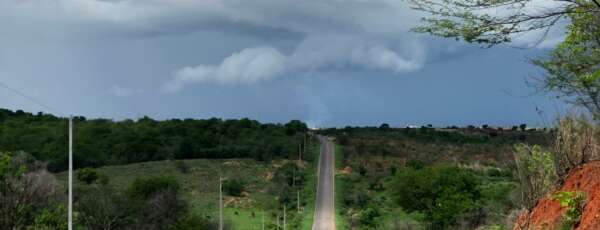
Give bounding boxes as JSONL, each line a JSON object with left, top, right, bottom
{"left": 514, "top": 161, "right": 600, "bottom": 230}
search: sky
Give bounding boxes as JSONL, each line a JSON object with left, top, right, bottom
{"left": 0, "top": 0, "right": 568, "bottom": 128}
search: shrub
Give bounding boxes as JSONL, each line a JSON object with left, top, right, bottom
{"left": 174, "top": 160, "right": 190, "bottom": 174}
{"left": 176, "top": 214, "right": 217, "bottom": 230}
{"left": 76, "top": 186, "right": 131, "bottom": 230}
{"left": 30, "top": 203, "right": 68, "bottom": 230}
{"left": 406, "top": 159, "right": 425, "bottom": 169}
{"left": 391, "top": 165, "right": 481, "bottom": 228}
{"left": 77, "top": 167, "right": 99, "bottom": 184}
{"left": 223, "top": 179, "right": 244, "bottom": 197}
{"left": 553, "top": 116, "right": 599, "bottom": 179}
{"left": 129, "top": 176, "right": 180, "bottom": 199}
{"left": 513, "top": 144, "right": 557, "bottom": 209}
{"left": 552, "top": 191, "right": 586, "bottom": 230}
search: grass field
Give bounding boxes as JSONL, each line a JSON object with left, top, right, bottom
{"left": 334, "top": 144, "right": 350, "bottom": 230}
{"left": 55, "top": 139, "right": 321, "bottom": 230}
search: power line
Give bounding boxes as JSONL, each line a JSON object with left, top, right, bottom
{"left": 0, "top": 81, "right": 59, "bottom": 114}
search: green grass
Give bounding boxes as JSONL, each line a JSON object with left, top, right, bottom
{"left": 55, "top": 138, "right": 323, "bottom": 230}
{"left": 299, "top": 142, "right": 320, "bottom": 230}
{"left": 334, "top": 144, "right": 349, "bottom": 230}
{"left": 56, "top": 158, "right": 282, "bottom": 228}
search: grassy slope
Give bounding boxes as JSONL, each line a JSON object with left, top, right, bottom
{"left": 299, "top": 141, "right": 320, "bottom": 230}
{"left": 334, "top": 144, "right": 350, "bottom": 230}
{"left": 56, "top": 158, "right": 279, "bottom": 229}
{"left": 55, "top": 139, "right": 321, "bottom": 230}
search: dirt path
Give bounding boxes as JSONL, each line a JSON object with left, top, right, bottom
{"left": 312, "top": 135, "right": 336, "bottom": 230}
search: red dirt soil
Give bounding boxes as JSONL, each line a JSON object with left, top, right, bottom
{"left": 514, "top": 161, "right": 600, "bottom": 230}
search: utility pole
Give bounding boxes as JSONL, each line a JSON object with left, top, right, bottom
{"left": 303, "top": 133, "right": 306, "bottom": 159}
{"left": 283, "top": 204, "right": 286, "bottom": 230}
{"left": 297, "top": 189, "right": 300, "bottom": 214}
{"left": 68, "top": 116, "right": 73, "bottom": 230}
{"left": 292, "top": 167, "right": 296, "bottom": 187}
{"left": 298, "top": 144, "right": 302, "bottom": 163}
{"left": 219, "top": 176, "right": 223, "bottom": 230}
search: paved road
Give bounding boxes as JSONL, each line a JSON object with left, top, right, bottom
{"left": 312, "top": 135, "right": 336, "bottom": 230}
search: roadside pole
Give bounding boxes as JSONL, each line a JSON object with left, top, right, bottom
{"left": 219, "top": 177, "right": 223, "bottom": 230}
{"left": 283, "top": 204, "right": 286, "bottom": 230}
{"left": 68, "top": 116, "right": 73, "bottom": 230}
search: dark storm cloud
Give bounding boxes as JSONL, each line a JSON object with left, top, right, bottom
{"left": 0, "top": 0, "right": 565, "bottom": 126}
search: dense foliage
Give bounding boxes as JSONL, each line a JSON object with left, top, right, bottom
{"left": 391, "top": 165, "right": 482, "bottom": 228}
{"left": 0, "top": 151, "right": 64, "bottom": 229}
{"left": 0, "top": 108, "right": 307, "bottom": 172}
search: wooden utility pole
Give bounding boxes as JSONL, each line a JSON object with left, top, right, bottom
{"left": 283, "top": 204, "right": 286, "bottom": 230}
{"left": 68, "top": 116, "right": 73, "bottom": 230}
{"left": 297, "top": 189, "right": 300, "bottom": 213}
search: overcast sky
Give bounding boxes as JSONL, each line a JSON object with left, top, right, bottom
{"left": 0, "top": 0, "right": 567, "bottom": 127}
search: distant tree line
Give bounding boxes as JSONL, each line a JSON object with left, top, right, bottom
{"left": 0, "top": 109, "right": 307, "bottom": 172}
{"left": 320, "top": 125, "right": 550, "bottom": 146}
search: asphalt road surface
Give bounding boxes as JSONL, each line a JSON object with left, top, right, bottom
{"left": 312, "top": 135, "right": 336, "bottom": 230}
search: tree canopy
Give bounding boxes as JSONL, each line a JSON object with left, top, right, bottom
{"left": 0, "top": 108, "right": 307, "bottom": 172}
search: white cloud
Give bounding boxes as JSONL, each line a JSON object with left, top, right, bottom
{"left": 351, "top": 45, "right": 422, "bottom": 72}
{"left": 165, "top": 46, "right": 286, "bottom": 91}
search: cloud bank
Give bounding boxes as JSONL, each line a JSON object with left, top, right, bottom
{"left": 0, "top": 0, "right": 564, "bottom": 93}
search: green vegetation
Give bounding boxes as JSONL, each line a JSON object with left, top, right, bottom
{"left": 552, "top": 191, "right": 587, "bottom": 230}
{"left": 513, "top": 144, "right": 557, "bottom": 209}
{"left": 327, "top": 127, "right": 529, "bottom": 229}
{"left": 0, "top": 108, "right": 307, "bottom": 172}
{"left": 0, "top": 151, "right": 64, "bottom": 229}
{"left": 76, "top": 167, "right": 99, "bottom": 184}
{"left": 223, "top": 179, "right": 245, "bottom": 197}
{"left": 392, "top": 165, "right": 481, "bottom": 228}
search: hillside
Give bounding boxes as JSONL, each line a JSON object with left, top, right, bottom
{"left": 0, "top": 108, "right": 308, "bottom": 172}
{"left": 514, "top": 161, "right": 600, "bottom": 230}
{"left": 56, "top": 156, "right": 319, "bottom": 229}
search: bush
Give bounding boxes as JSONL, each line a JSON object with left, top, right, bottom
{"left": 176, "top": 214, "right": 217, "bottom": 230}
{"left": 223, "top": 179, "right": 244, "bottom": 197}
{"left": 513, "top": 144, "right": 556, "bottom": 209}
{"left": 391, "top": 165, "right": 481, "bottom": 228}
{"left": 30, "top": 203, "right": 68, "bottom": 230}
{"left": 406, "top": 159, "right": 425, "bottom": 169}
{"left": 553, "top": 116, "right": 599, "bottom": 179}
{"left": 129, "top": 176, "right": 180, "bottom": 199}
{"left": 174, "top": 160, "right": 190, "bottom": 174}
{"left": 77, "top": 167, "right": 99, "bottom": 184}
{"left": 76, "top": 186, "right": 132, "bottom": 230}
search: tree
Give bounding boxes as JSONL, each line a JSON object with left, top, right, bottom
{"left": 379, "top": 123, "right": 390, "bottom": 130}
{"left": 391, "top": 165, "right": 481, "bottom": 228}
{"left": 409, "top": 0, "right": 600, "bottom": 118}
{"left": 532, "top": 11, "right": 600, "bottom": 117}
{"left": 0, "top": 151, "right": 58, "bottom": 229}
{"left": 77, "top": 186, "right": 132, "bottom": 230}
{"left": 520, "top": 124, "right": 527, "bottom": 131}
{"left": 129, "top": 176, "right": 180, "bottom": 199}
{"left": 223, "top": 179, "right": 245, "bottom": 197}
{"left": 77, "top": 167, "right": 99, "bottom": 184}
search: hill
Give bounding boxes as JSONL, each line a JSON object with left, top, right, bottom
{"left": 55, "top": 156, "right": 319, "bottom": 229}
